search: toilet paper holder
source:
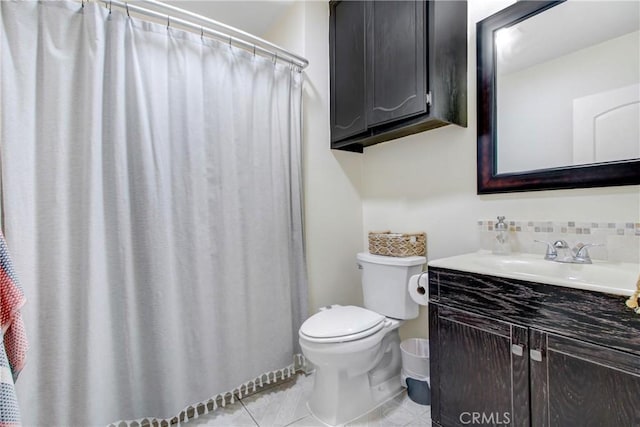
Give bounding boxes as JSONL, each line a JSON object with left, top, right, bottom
{"left": 416, "top": 271, "right": 429, "bottom": 295}
{"left": 408, "top": 271, "right": 429, "bottom": 307}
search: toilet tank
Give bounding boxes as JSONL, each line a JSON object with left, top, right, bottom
{"left": 357, "top": 252, "right": 426, "bottom": 320}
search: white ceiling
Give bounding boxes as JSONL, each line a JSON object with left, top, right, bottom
{"left": 163, "top": 0, "right": 295, "bottom": 37}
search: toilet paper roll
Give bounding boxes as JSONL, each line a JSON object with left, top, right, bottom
{"left": 409, "top": 272, "right": 429, "bottom": 306}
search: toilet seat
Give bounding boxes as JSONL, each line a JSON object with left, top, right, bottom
{"left": 299, "top": 305, "right": 386, "bottom": 343}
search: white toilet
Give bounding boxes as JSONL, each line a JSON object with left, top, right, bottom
{"left": 298, "top": 252, "right": 426, "bottom": 426}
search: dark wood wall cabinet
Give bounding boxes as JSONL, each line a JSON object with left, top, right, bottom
{"left": 329, "top": 1, "right": 467, "bottom": 152}
{"left": 428, "top": 267, "right": 640, "bottom": 427}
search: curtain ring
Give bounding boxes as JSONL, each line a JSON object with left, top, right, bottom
{"left": 200, "top": 27, "right": 204, "bottom": 39}
{"left": 108, "top": 1, "right": 112, "bottom": 14}
{"left": 81, "top": 0, "right": 84, "bottom": 8}
{"left": 229, "top": 36, "right": 233, "bottom": 48}
{"left": 273, "top": 52, "right": 278, "bottom": 64}
{"left": 167, "top": 15, "right": 170, "bottom": 30}
{"left": 125, "top": 2, "right": 130, "bottom": 17}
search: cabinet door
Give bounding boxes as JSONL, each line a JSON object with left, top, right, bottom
{"left": 329, "top": 1, "right": 367, "bottom": 142}
{"left": 529, "top": 329, "right": 640, "bottom": 427}
{"left": 366, "top": 1, "right": 426, "bottom": 126}
{"left": 430, "top": 304, "right": 530, "bottom": 427}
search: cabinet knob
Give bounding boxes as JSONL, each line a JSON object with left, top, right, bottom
{"left": 530, "top": 349, "right": 543, "bottom": 362}
{"left": 511, "top": 344, "right": 524, "bottom": 357}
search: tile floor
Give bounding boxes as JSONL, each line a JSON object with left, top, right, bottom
{"left": 188, "top": 373, "right": 432, "bottom": 427}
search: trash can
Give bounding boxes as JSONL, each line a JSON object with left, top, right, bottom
{"left": 400, "top": 338, "right": 430, "bottom": 405}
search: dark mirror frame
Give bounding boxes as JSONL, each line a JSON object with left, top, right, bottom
{"left": 477, "top": 0, "right": 640, "bottom": 194}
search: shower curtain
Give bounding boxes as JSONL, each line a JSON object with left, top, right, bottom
{"left": 0, "top": 1, "right": 306, "bottom": 425}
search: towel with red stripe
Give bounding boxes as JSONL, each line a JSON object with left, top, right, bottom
{"left": 0, "top": 231, "right": 27, "bottom": 427}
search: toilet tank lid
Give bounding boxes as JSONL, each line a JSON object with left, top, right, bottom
{"left": 300, "top": 305, "right": 385, "bottom": 339}
{"left": 357, "top": 252, "right": 426, "bottom": 267}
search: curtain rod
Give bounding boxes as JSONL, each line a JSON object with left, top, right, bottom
{"left": 96, "top": 0, "right": 309, "bottom": 70}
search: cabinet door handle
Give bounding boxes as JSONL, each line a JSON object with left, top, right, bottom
{"left": 530, "top": 349, "right": 543, "bottom": 362}
{"left": 511, "top": 344, "right": 524, "bottom": 357}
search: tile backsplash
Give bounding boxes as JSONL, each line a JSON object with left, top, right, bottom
{"left": 478, "top": 220, "right": 640, "bottom": 264}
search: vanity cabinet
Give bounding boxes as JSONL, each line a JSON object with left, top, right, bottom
{"left": 428, "top": 268, "right": 640, "bottom": 427}
{"left": 329, "top": 0, "right": 467, "bottom": 152}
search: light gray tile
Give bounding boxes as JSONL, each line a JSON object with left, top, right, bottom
{"left": 394, "top": 393, "right": 430, "bottom": 418}
{"left": 284, "top": 414, "right": 328, "bottom": 427}
{"left": 242, "top": 373, "right": 314, "bottom": 427}
{"left": 403, "top": 405, "right": 432, "bottom": 426}
{"left": 186, "top": 401, "right": 258, "bottom": 427}
{"left": 345, "top": 392, "right": 428, "bottom": 427}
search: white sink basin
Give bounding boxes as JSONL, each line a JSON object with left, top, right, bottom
{"left": 428, "top": 250, "right": 640, "bottom": 296}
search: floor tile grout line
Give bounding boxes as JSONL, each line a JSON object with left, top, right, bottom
{"left": 239, "top": 395, "right": 261, "bottom": 427}
{"left": 281, "top": 413, "right": 314, "bottom": 427}
{"left": 235, "top": 372, "right": 309, "bottom": 427}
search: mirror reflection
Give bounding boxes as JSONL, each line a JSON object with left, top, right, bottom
{"left": 495, "top": 0, "right": 640, "bottom": 174}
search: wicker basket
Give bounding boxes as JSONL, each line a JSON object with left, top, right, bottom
{"left": 368, "top": 231, "right": 426, "bottom": 257}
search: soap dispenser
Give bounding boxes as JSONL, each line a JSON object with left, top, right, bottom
{"left": 493, "top": 216, "right": 511, "bottom": 255}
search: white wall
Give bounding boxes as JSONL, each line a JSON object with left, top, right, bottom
{"left": 264, "top": 0, "right": 640, "bottom": 341}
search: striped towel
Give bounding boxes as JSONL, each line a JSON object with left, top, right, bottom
{"left": 0, "top": 231, "right": 27, "bottom": 427}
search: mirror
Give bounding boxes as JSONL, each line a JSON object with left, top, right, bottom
{"left": 477, "top": 0, "right": 640, "bottom": 194}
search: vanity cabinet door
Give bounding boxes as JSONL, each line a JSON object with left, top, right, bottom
{"left": 365, "top": 0, "right": 426, "bottom": 126}
{"left": 529, "top": 329, "right": 640, "bottom": 427}
{"left": 430, "top": 304, "right": 530, "bottom": 427}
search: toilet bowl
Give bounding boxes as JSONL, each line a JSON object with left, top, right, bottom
{"left": 298, "top": 252, "right": 426, "bottom": 426}
{"left": 299, "top": 305, "right": 403, "bottom": 426}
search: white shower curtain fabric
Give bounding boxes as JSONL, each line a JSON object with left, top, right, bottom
{"left": 0, "top": 1, "right": 306, "bottom": 426}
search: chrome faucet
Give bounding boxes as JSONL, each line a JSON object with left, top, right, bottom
{"left": 534, "top": 240, "right": 602, "bottom": 264}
